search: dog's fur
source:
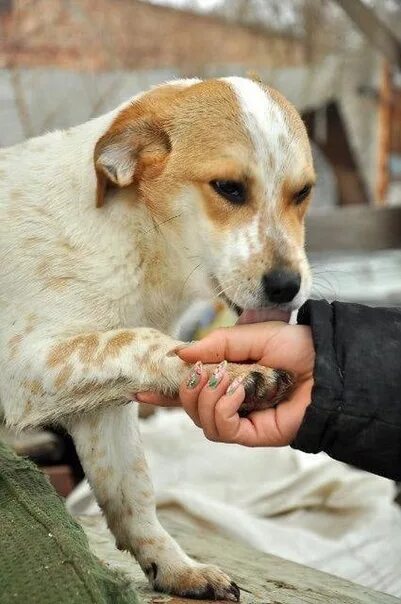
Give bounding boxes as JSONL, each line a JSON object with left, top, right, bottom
{"left": 0, "top": 77, "right": 314, "bottom": 600}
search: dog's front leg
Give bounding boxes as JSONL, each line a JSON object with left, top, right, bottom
{"left": 67, "top": 405, "right": 239, "bottom": 600}
{"left": 6, "top": 327, "right": 187, "bottom": 429}
{"left": 5, "top": 326, "right": 239, "bottom": 599}
{"left": 5, "top": 324, "right": 292, "bottom": 428}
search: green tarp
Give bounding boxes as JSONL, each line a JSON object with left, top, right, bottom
{"left": 0, "top": 440, "right": 139, "bottom": 604}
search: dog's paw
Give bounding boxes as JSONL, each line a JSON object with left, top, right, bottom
{"left": 149, "top": 561, "right": 240, "bottom": 601}
{"left": 227, "top": 364, "right": 294, "bottom": 417}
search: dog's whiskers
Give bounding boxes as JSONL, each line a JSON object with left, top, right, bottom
{"left": 144, "top": 212, "right": 183, "bottom": 236}
{"left": 179, "top": 263, "right": 203, "bottom": 300}
{"left": 212, "top": 281, "right": 237, "bottom": 299}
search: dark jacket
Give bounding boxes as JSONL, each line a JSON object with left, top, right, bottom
{"left": 292, "top": 300, "right": 401, "bottom": 482}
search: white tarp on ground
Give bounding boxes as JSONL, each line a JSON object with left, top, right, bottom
{"left": 67, "top": 409, "right": 401, "bottom": 598}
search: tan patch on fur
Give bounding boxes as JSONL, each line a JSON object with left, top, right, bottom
{"left": 47, "top": 277, "right": 71, "bottom": 291}
{"left": 25, "top": 379, "right": 44, "bottom": 396}
{"left": 47, "top": 334, "right": 100, "bottom": 368}
{"left": 141, "top": 343, "right": 161, "bottom": 377}
{"left": 95, "top": 331, "right": 135, "bottom": 365}
{"left": 9, "top": 334, "right": 23, "bottom": 359}
{"left": 24, "top": 399, "right": 32, "bottom": 414}
{"left": 54, "top": 363, "right": 73, "bottom": 388}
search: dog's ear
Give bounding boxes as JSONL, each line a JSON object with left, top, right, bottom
{"left": 94, "top": 115, "right": 171, "bottom": 208}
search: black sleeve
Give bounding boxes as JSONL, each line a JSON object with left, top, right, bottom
{"left": 291, "top": 299, "right": 401, "bottom": 481}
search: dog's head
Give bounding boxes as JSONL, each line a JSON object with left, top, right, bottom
{"left": 94, "top": 77, "right": 314, "bottom": 317}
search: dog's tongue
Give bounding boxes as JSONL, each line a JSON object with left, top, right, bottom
{"left": 237, "top": 308, "right": 291, "bottom": 324}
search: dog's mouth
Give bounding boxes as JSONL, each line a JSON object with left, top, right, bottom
{"left": 237, "top": 308, "right": 291, "bottom": 324}
{"left": 220, "top": 292, "right": 291, "bottom": 325}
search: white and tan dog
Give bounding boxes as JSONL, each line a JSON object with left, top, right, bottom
{"left": 0, "top": 77, "right": 314, "bottom": 600}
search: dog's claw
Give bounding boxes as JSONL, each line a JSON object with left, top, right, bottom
{"left": 228, "top": 581, "right": 241, "bottom": 601}
{"left": 153, "top": 564, "right": 240, "bottom": 602}
{"left": 181, "top": 580, "right": 240, "bottom": 601}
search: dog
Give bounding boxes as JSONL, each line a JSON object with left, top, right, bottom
{"left": 0, "top": 77, "right": 314, "bottom": 600}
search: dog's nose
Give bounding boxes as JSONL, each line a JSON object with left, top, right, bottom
{"left": 262, "top": 269, "right": 301, "bottom": 304}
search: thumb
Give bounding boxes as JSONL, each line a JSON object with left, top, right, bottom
{"left": 178, "top": 322, "right": 286, "bottom": 364}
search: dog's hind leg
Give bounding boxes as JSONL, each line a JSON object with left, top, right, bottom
{"left": 67, "top": 404, "right": 240, "bottom": 601}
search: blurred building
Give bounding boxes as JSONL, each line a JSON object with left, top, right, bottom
{"left": 0, "top": 0, "right": 400, "bottom": 208}
{"left": 0, "top": 0, "right": 304, "bottom": 70}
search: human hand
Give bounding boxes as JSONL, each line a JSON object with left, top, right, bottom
{"left": 137, "top": 321, "right": 315, "bottom": 447}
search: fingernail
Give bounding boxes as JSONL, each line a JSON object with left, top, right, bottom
{"left": 208, "top": 360, "right": 227, "bottom": 389}
{"left": 226, "top": 376, "right": 244, "bottom": 396}
{"left": 186, "top": 361, "right": 203, "bottom": 389}
{"left": 167, "top": 341, "right": 196, "bottom": 357}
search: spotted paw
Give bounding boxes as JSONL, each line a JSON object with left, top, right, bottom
{"left": 238, "top": 365, "right": 294, "bottom": 417}
{"left": 149, "top": 561, "right": 240, "bottom": 601}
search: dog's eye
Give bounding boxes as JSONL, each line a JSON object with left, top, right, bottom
{"left": 210, "top": 180, "right": 246, "bottom": 205}
{"left": 293, "top": 185, "right": 312, "bottom": 205}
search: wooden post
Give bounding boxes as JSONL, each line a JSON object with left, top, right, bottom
{"left": 303, "top": 104, "right": 369, "bottom": 206}
{"left": 333, "top": 0, "right": 401, "bottom": 70}
{"left": 376, "top": 61, "right": 392, "bottom": 205}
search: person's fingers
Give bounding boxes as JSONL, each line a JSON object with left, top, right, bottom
{"left": 197, "top": 363, "right": 231, "bottom": 441}
{"left": 179, "top": 362, "right": 209, "bottom": 427}
{"left": 241, "top": 382, "right": 312, "bottom": 446}
{"left": 177, "top": 322, "right": 287, "bottom": 365}
{"left": 178, "top": 323, "right": 315, "bottom": 378}
{"left": 210, "top": 385, "right": 281, "bottom": 446}
{"left": 135, "top": 392, "right": 180, "bottom": 407}
{"left": 212, "top": 380, "right": 246, "bottom": 442}
{"left": 135, "top": 361, "right": 208, "bottom": 414}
